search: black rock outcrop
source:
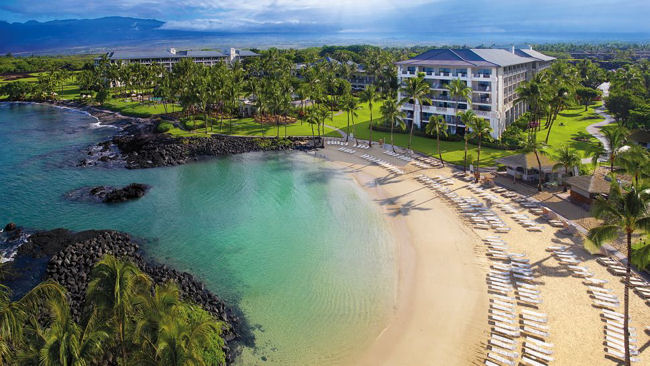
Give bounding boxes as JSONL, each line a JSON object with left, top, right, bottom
{"left": 111, "top": 134, "right": 314, "bottom": 169}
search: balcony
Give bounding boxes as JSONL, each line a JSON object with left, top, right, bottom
{"left": 438, "top": 72, "right": 451, "bottom": 77}
{"left": 453, "top": 73, "right": 468, "bottom": 78}
{"left": 472, "top": 97, "right": 491, "bottom": 104}
{"left": 473, "top": 85, "right": 491, "bottom": 92}
{"left": 472, "top": 73, "right": 492, "bottom": 79}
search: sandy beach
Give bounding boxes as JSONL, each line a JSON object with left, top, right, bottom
{"left": 319, "top": 141, "right": 650, "bottom": 366}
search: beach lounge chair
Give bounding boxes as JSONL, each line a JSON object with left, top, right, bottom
{"left": 487, "top": 353, "right": 515, "bottom": 366}
{"left": 584, "top": 278, "right": 607, "bottom": 286}
{"left": 605, "top": 349, "right": 640, "bottom": 362}
{"left": 523, "top": 347, "right": 554, "bottom": 363}
{"left": 522, "top": 326, "right": 549, "bottom": 338}
{"left": 521, "top": 356, "right": 548, "bottom": 366}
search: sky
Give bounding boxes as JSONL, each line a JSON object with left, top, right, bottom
{"left": 0, "top": 0, "right": 649, "bottom": 34}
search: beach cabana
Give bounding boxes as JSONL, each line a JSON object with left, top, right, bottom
{"left": 496, "top": 153, "right": 558, "bottom": 184}
{"left": 565, "top": 169, "right": 610, "bottom": 206}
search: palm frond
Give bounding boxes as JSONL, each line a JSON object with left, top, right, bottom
{"left": 587, "top": 225, "right": 621, "bottom": 246}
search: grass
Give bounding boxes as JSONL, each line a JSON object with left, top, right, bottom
{"left": 534, "top": 102, "right": 603, "bottom": 158}
{"left": 167, "top": 117, "right": 337, "bottom": 138}
{"left": 101, "top": 98, "right": 179, "bottom": 117}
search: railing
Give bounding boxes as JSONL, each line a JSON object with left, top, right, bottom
{"left": 472, "top": 97, "right": 491, "bottom": 104}
{"left": 453, "top": 73, "right": 468, "bottom": 78}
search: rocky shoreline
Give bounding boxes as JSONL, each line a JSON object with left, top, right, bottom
{"left": 5, "top": 225, "right": 247, "bottom": 363}
{"left": 111, "top": 134, "right": 315, "bottom": 169}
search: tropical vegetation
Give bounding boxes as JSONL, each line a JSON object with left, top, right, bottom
{"left": 0, "top": 255, "right": 227, "bottom": 365}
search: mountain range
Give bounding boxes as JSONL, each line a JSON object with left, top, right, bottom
{"left": 0, "top": 17, "right": 231, "bottom": 55}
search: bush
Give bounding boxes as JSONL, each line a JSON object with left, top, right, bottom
{"left": 183, "top": 119, "right": 206, "bottom": 130}
{"left": 156, "top": 121, "right": 173, "bottom": 133}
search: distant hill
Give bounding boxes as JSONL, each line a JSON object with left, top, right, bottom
{"left": 0, "top": 17, "right": 223, "bottom": 55}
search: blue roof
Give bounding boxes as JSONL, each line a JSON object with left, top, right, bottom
{"left": 396, "top": 48, "right": 553, "bottom": 67}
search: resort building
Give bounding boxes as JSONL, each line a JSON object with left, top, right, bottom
{"left": 100, "top": 48, "right": 259, "bottom": 70}
{"left": 395, "top": 47, "right": 554, "bottom": 138}
{"left": 496, "top": 152, "right": 559, "bottom": 184}
{"left": 566, "top": 168, "right": 610, "bottom": 207}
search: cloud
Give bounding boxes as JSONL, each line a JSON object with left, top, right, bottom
{"left": 0, "top": 0, "right": 648, "bottom": 33}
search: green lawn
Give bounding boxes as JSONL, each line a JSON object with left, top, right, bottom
{"left": 534, "top": 102, "right": 603, "bottom": 158}
{"left": 167, "top": 117, "right": 337, "bottom": 138}
{"left": 101, "top": 98, "right": 179, "bottom": 117}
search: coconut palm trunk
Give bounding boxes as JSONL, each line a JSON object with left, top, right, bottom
{"left": 369, "top": 106, "right": 373, "bottom": 147}
{"left": 475, "top": 138, "right": 481, "bottom": 183}
{"left": 437, "top": 134, "right": 443, "bottom": 167}
{"left": 464, "top": 133, "right": 468, "bottom": 173}
{"left": 535, "top": 149, "right": 543, "bottom": 191}
{"left": 624, "top": 230, "right": 632, "bottom": 366}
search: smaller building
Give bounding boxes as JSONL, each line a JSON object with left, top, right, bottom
{"left": 497, "top": 153, "right": 558, "bottom": 183}
{"left": 566, "top": 169, "right": 611, "bottom": 206}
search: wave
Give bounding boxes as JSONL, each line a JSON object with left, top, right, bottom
{"left": 0, "top": 101, "right": 119, "bottom": 129}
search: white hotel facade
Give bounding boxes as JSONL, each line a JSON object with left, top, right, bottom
{"left": 396, "top": 47, "right": 554, "bottom": 138}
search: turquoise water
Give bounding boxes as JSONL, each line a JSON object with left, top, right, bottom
{"left": 0, "top": 103, "right": 396, "bottom": 365}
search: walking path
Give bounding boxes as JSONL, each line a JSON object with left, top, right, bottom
{"left": 324, "top": 124, "right": 347, "bottom": 139}
{"left": 581, "top": 105, "right": 615, "bottom": 164}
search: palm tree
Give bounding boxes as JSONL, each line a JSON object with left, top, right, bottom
{"left": 343, "top": 97, "right": 361, "bottom": 144}
{"left": 37, "top": 303, "right": 109, "bottom": 366}
{"left": 133, "top": 282, "right": 181, "bottom": 359}
{"left": 516, "top": 80, "right": 544, "bottom": 131}
{"left": 588, "top": 185, "right": 650, "bottom": 366}
{"left": 425, "top": 115, "right": 448, "bottom": 166}
{"left": 457, "top": 110, "right": 479, "bottom": 173}
{"left": 601, "top": 126, "right": 630, "bottom": 173}
{"left": 523, "top": 133, "right": 548, "bottom": 191}
{"left": 399, "top": 73, "right": 430, "bottom": 151}
{"left": 359, "top": 85, "right": 380, "bottom": 147}
{"left": 543, "top": 85, "right": 572, "bottom": 144}
{"left": 447, "top": 78, "right": 472, "bottom": 105}
{"left": 0, "top": 280, "right": 67, "bottom": 363}
{"left": 155, "top": 316, "right": 218, "bottom": 365}
{"left": 617, "top": 144, "right": 650, "bottom": 187}
{"left": 86, "top": 255, "right": 151, "bottom": 366}
{"left": 552, "top": 145, "right": 581, "bottom": 192}
{"left": 380, "top": 98, "right": 406, "bottom": 152}
{"left": 467, "top": 118, "right": 493, "bottom": 183}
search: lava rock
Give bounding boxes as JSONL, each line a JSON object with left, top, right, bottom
{"left": 4, "top": 222, "right": 16, "bottom": 231}
{"left": 110, "top": 134, "right": 314, "bottom": 169}
{"left": 102, "top": 183, "right": 149, "bottom": 203}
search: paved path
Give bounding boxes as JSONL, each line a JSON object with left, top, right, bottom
{"left": 324, "top": 124, "right": 347, "bottom": 139}
{"left": 581, "top": 105, "right": 615, "bottom": 164}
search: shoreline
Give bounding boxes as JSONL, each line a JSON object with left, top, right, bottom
{"left": 316, "top": 147, "right": 489, "bottom": 366}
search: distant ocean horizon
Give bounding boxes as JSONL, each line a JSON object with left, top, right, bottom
{"left": 12, "top": 30, "right": 650, "bottom": 55}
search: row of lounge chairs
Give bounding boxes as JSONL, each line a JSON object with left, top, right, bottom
{"left": 484, "top": 237, "right": 554, "bottom": 366}
{"left": 359, "top": 154, "right": 404, "bottom": 175}
{"left": 336, "top": 147, "right": 356, "bottom": 154}
{"left": 326, "top": 139, "right": 371, "bottom": 149}
{"left": 548, "top": 246, "right": 642, "bottom": 363}
{"left": 597, "top": 257, "right": 650, "bottom": 304}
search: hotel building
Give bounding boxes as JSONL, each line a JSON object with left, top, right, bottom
{"left": 395, "top": 47, "right": 554, "bottom": 138}
{"left": 100, "top": 48, "right": 259, "bottom": 70}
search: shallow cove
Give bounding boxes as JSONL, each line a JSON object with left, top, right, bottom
{"left": 0, "top": 102, "right": 397, "bottom": 365}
